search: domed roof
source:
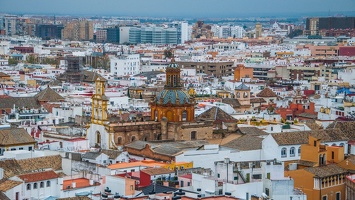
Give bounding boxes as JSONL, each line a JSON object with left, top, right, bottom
{"left": 155, "top": 89, "right": 191, "bottom": 105}
{"left": 167, "top": 57, "right": 179, "bottom": 68}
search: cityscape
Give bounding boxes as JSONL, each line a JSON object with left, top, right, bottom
{"left": 1, "top": 1, "right": 355, "bottom": 200}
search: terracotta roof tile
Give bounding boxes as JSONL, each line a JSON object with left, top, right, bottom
{"left": 272, "top": 128, "right": 348, "bottom": 145}
{"left": 34, "top": 87, "right": 64, "bottom": 102}
{"left": 221, "top": 98, "right": 241, "bottom": 108}
{"left": 0, "top": 180, "right": 22, "bottom": 192}
{"left": 238, "top": 127, "right": 268, "bottom": 136}
{"left": 18, "top": 170, "right": 59, "bottom": 182}
{"left": 222, "top": 135, "right": 263, "bottom": 151}
{"left": 250, "top": 98, "right": 266, "bottom": 103}
{"left": 256, "top": 88, "right": 278, "bottom": 98}
{"left": 304, "top": 164, "right": 348, "bottom": 178}
{"left": 0, "top": 97, "right": 41, "bottom": 109}
{"left": 141, "top": 167, "right": 175, "bottom": 176}
{"left": 327, "top": 121, "right": 355, "bottom": 140}
{"left": 196, "top": 107, "right": 237, "bottom": 123}
{"left": 0, "top": 128, "right": 36, "bottom": 146}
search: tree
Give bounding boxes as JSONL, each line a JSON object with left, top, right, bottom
{"left": 287, "top": 29, "right": 303, "bottom": 39}
{"left": 26, "top": 54, "right": 36, "bottom": 64}
{"left": 8, "top": 58, "right": 19, "bottom": 65}
{"left": 164, "top": 49, "right": 173, "bottom": 59}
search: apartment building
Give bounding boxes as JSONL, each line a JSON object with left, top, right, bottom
{"left": 177, "top": 61, "right": 234, "bottom": 78}
{"left": 110, "top": 54, "right": 140, "bottom": 76}
{"left": 62, "top": 20, "right": 93, "bottom": 41}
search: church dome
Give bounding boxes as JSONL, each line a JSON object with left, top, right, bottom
{"left": 167, "top": 62, "right": 179, "bottom": 68}
{"left": 155, "top": 89, "right": 191, "bottom": 105}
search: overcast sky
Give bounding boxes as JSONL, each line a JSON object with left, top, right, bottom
{"left": 1, "top": 0, "right": 355, "bottom": 18}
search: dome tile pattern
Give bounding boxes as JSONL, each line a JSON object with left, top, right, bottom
{"left": 156, "top": 89, "right": 191, "bottom": 105}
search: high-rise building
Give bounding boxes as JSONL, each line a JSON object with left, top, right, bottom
{"left": 168, "top": 21, "right": 189, "bottom": 44}
{"left": 95, "top": 29, "right": 107, "bottom": 43}
{"left": 305, "top": 17, "right": 355, "bottom": 35}
{"left": 129, "top": 26, "right": 178, "bottom": 44}
{"left": 35, "top": 24, "right": 64, "bottom": 40}
{"left": 255, "top": 23, "right": 262, "bottom": 38}
{"left": 63, "top": 20, "right": 93, "bottom": 41}
{"left": 4, "top": 16, "right": 17, "bottom": 36}
{"left": 231, "top": 26, "right": 244, "bottom": 38}
{"left": 106, "top": 27, "right": 120, "bottom": 43}
{"left": 191, "top": 21, "right": 214, "bottom": 39}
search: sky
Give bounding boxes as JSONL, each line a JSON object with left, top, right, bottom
{"left": 1, "top": 0, "right": 355, "bottom": 18}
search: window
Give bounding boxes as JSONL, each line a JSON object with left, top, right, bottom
{"left": 332, "top": 151, "right": 335, "bottom": 159}
{"left": 340, "top": 143, "right": 344, "bottom": 146}
{"left": 281, "top": 148, "right": 287, "bottom": 158}
{"left": 322, "top": 195, "right": 328, "bottom": 200}
{"left": 29, "top": 147, "right": 32, "bottom": 151}
{"left": 40, "top": 182, "right": 44, "bottom": 188}
{"left": 130, "top": 185, "right": 134, "bottom": 191}
{"left": 11, "top": 148, "right": 16, "bottom": 151}
{"left": 217, "top": 173, "right": 220, "bottom": 178}
{"left": 182, "top": 110, "right": 187, "bottom": 121}
{"left": 191, "top": 131, "right": 196, "bottom": 140}
{"left": 290, "top": 147, "right": 295, "bottom": 157}
{"left": 19, "top": 147, "right": 23, "bottom": 150}
{"left": 27, "top": 184, "right": 31, "bottom": 190}
{"left": 298, "top": 147, "right": 301, "bottom": 155}
{"left": 336, "top": 192, "right": 340, "bottom": 200}
{"left": 33, "top": 183, "right": 37, "bottom": 189}
{"left": 46, "top": 181, "right": 50, "bottom": 187}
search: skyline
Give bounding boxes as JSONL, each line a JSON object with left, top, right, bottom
{"left": 1, "top": 0, "right": 355, "bottom": 18}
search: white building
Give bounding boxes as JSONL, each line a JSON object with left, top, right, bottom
{"left": 110, "top": 54, "right": 140, "bottom": 77}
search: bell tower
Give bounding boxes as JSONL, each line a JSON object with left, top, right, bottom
{"left": 92, "top": 77, "right": 109, "bottom": 125}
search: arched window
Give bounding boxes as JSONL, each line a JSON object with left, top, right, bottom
{"left": 117, "top": 137, "right": 122, "bottom": 145}
{"left": 33, "top": 183, "right": 38, "bottom": 189}
{"left": 40, "top": 182, "right": 44, "bottom": 188}
{"left": 298, "top": 147, "right": 301, "bottom": 155}
{"left": 131, "top": 136, "right": 136, "bottom": 142}
{"left": 281, "top": 147, "right": 287, "bottom": 158}
{"left": 96, "top": 131, "right": 101, "bottom": 145}
{"left": 243, "top": 92, "right": 248, "bottom": 98}
{"left": 46, "top": 181, "right": 51, "bottom": 187}
{"left": 182, "top": 110, "right": 187, "bottom": 121}
{"left": 27, "top": 184, "right": 31, "bottom": 190}
{"left": 154, "top": 110, "right": 158, "bottom": 121}
{"left": 340, "top": 143, "right": 344, "bottom": 147}
{"left": 332, "top": 143, "right": 337, "bottom": 146}
{"left": 236, "top": 92, "right": 240, "bottom": 98}
{"left": 290, "top": 147, "right": 295, "bottom": 157}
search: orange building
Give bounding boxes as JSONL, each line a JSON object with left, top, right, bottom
{"left": 285, "top": 136, "right": 348, "bottom": 200}
{"left": 150, "top": 59, "right": 195, "bottom": 122}
{"left": 233, "top": 64, "right": 253, "bottom": 81}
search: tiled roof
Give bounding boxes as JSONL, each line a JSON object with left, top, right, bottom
{"left": 34, "top": 86, "right": 64, "bottom": 102}
{"left": 18, "top": 170, "right": 59, "bottom": 182}
{"left": 297, "top": 160, "right": 317, "bottom": 167}
{"left": 0, "top": 155, "right": 62, "bottom": 179}
{"left": 272, "top": 128, "right": 348, "bottom": 145}
{"left": 256, "top": 88, "right": 277, "bottom": 98}
{"left": 82, "top": 152, "right": 101, "bottom": 160}
{"left": 0, "top": 128, "right": 36, "bottom": 146}
{"left": 296, "top": 112, "right": 317, "bottom": 119}
{"left": 250, "top": 98, "right": 266, "bottom": 103}
{"left": 100, "top": 149, "right": 123, "bottom": 159}
{"left": 0, "top": 191, "right": 10, "bottom": 200}
{"left": 125, "top": 140, "right": 208, "bottom": 156}
{"left": 304, "top": 164, "right": 348, "bottom": 178}
{"left": 327, "top": 121, "right": 355, "bottom": 140}
{"left": 155, "top": 89, "right": 191, "bottom": 105}
{"left": 196, "top": 107, "right": 237, "bottom": 123}
{"left": 0, "top": 96, "right": 41, "bottom": 109}
{"left": 238, "top": 127, "right": 268, "bottom": 136}
{"left": 235, "top": 83, "right": 250, "bottom": 90}
{"left": 141, "top": 167, "right": 175, "bottom": 176}
{"left": 222, "top": 135, "right": 263, "bottom": 151}
{"left": 221, "top": 98, "right": 241, "bottom": 108}
{"left": 0, "top": 180, "right": 22, "bottom": 192}
{"left": 0, "top": 72, "right": 10, "bottom": 77}
{"left": 304, "top": 120, "right": 322, "bottom": 130}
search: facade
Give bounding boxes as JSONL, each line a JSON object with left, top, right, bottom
{"left": 234, "top": 64, "right": 253, "bottom": 81}
{"left": 168, "top": 21, "right": 189, "bottom": 44}
{"left": 255, "top": 23, "right": 262, "bottom": 38}
{"left": 110, "top": 54, "right": 140, "bottom": 76}
{"left": 65, "top": 56, "right": 83, "bottom": 83}
{"left": 150, "top": 59, "right": 195, "bottom": 122}
{"left": 106, "top": 27, "right": 120, "bottom": 43}
{"left": 62, "top": 20, "right": 93, "bottom": 41}
{"left": 0, "top": 128, "right": 36, "bottom": 155}
{"left": 306, "top": 17, "right": 355, "bottom": 35}
{"left": 346, "top": 174, "right": 355, "bottom": 200}
{"left": 129, "top": 26, "right": 178, "bottom": 44}
{"left": 177, "top": 61, "right": 234, "bottom": 78}
{"left": 95, "top": 29, "right": 107, "bottom": 42}
{"left": 35, "top": 24, "right": 63, "bottom": 40}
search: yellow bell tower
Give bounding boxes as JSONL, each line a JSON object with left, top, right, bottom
{"left": 92, "top": 77, "right": 109, "bottom": 125}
